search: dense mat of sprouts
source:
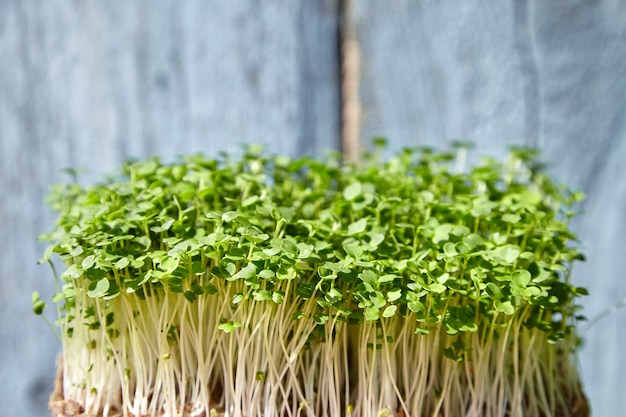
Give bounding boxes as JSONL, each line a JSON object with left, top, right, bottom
{"left": 38, "top": 143, "right": 588, "bottom": 417}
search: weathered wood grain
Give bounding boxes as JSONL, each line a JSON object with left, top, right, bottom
{"left": 4, "top": 1, "right": 625, "bottom": 416}
{"left": 0, "top": 1, "right": 340, "bottom": 416}
{"left": 354, "top": 1, "right": 626, "bottom": 416}
{"left": 355, "top": 1, "right": 531, "bottom": 159}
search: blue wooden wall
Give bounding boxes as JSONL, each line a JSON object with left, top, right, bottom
{"left": 0, "top": 1, "right": 624, "bottom": 416}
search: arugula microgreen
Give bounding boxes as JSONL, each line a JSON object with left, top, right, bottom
{"left": 37, "top": 141, "right": 587, "bottom": 417}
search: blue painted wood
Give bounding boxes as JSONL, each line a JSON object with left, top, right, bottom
{"left": 354, "top": 1, "right": 626, "bottom": 416}
{"left": 0, "top": 1, "right": 340, "bottom": 416}
{"left": 3, "top": 1, "right": 625, "bottom": 416}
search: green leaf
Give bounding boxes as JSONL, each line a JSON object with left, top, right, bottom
{"left": 225, "top": 248, "right": 247, "bottom": 261}
{"left": 470, "top": 268, "right": 486, "bottom": 284}
{"left": 136, "top": 236, "right": 151, "bottom": 249}
{"left": 443, "top": 347, "right": 462, "bottom": 361}
{"left": 464, "top": 233, "right": 485, "bottom": 249}
{"left": 347, "top": 218, "right": 367, "bottom": 235}
{"left": 81, "top": 255, "right": 96, "bottom": 270}
{"left": 161, "top": 218, "right": 175, "bottom": 230}
{"left": 114, "top": 257, "right": 129, "bottom": 270}
{"left": 242, "top": 196, "right": 260, "bottom": 207}
{"left": 429, "top": 283, "right": 447, "bottom": 294}
{"left": 32, "top": 292, "right": 46, "bottom": 315}
{"left": 343, "top": 241, "right": 363, "bottom": 258}
{"left": 437, "top": 273, "right": 450, "bottom": 284}
{"left": 221, "top": 211, "right": 238, "bottom": 222}
{"left": 272, "top": 291, "right": 285, "bottom": 304}
{"left": 205, "top": 284, "right": 218, "bottom": 295}
{"left": 280, "top": 239, "right": 299, "bottom": 255}
{"left": 38, "top": 245, "right": 55, "bottom": 264}
{"left": 262, "top": 246, "right": 281, "bottom": 257}
{"left": 326, "top": 288, "right": 343, "bottom": 302}
{"left": 451, "top": 225, "right": 471, "bottom": 237}
{"left": 258, "top": 269, "right": 275, "bottom": 279}
{"left": 359, "top": 270, "right": 377, "bottom": 286}
{"left": 68, "top": 246, "right": 85, "bottom": 256}
{"left": 485, "top": 282, "right": 501, "bottom": 300}
{"left": 276, "top": 267, "right": 296, "bottom": 280}
{"left": 87, "top": 278, "right": 110, "bottom": 298}
{"left": 160, "top": 256, "right": 179, "bottom": 273}
{"left": 224, "top": 263, "right": 237, "bottom": 277}
{"left": 378, "top": 274, "right": 397, "bottom": 284}
{"left": 494, "top": 245, "right": 521, "bottom": 265}
{"left": 365, "top": 306, "right": 379, "bottom": 321}
{"left": 443, "top": 242, "right": 457, "bottom": 257}
{"left": 367, "top": 231, "right": 385, "bottom": 248}
{"left": 314, "top": 313, "right": 329, "bottom": 325}
{"left": 511, "top": 270, "right": 531, "bottom": 287}
{"left": 387, "top": 288, "right": 402, "bottom": 302}
{"left": 382, "top": 305, "right": 397, "bottom": 318}
{"left": 370, "top": 292, "right": 386, "bottom": 308}
{"left": 433, "top": 224, "right": 452, "bottom": 244}
{"left": 84, "top": 267, "right": 106, "bottom": 281}
{"left": 520, "top": 286, "right": 541, "bottom": 298}
{"left": 234, "top": 263, "right": 256, "bottom": 280}
{"left": 502, "top": 213, "right": 521, "bottom": 223}
{"left": 151, "top": 218, "right": 174, "bottom": 232}
{"left": 574, "top": 286, "right": 589, "bottom": 296}
{"left": 352, "top": 189, "right": 374, "bottom": 211}
{"left": 494, "top": 300, "right": 515, "bottom": 315}
{"left": 191, "top": 261, "right": 206, "bottom": 275}
{"left": 343, "top": 182, "right": 362, "bottom": 201}
{"left": 218, "top": 322, "right": 235, "bottom": 333}
{"left": 408, "top": 300, "right": 425, "bottom": 313}
{"left": 64, "top": 264, "right": 84, "bottom": 280}
{"left": 455, "top": 242, "right": 471, "bottom": 255}
{"left": 254, "top": 290, "right": 272, "bottom": 301}
{"left": 471, "top": 199, "right": 496, "bottom": 217}
{"left": 244, "top": 233, "right": 270, "bottom": 243}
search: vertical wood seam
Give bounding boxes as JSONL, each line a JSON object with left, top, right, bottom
{"left": 340, "top": 0, "right": 361, "bottom": 163}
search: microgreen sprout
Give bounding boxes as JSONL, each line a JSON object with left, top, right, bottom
{"left": 38, "top": 141, "right": 588, "bottom": 416}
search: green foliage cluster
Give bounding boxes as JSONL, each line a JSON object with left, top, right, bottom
{"left": 42, "top": 143, "right": 585, "bottom": 337}
{"left": 38, "top": 142, "right": 588, "bottom": 417}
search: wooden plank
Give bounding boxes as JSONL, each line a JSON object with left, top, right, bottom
{"left": 354, "top": 1, "right": 527, "bottom": 159}
{"left": 354, "top": 1, "right": 626, "bottom": 415}
{"left": 0, "top": 1, "right": 340, "bottom": 415}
